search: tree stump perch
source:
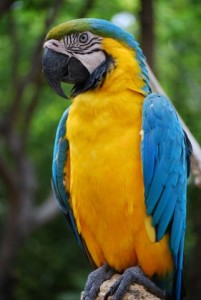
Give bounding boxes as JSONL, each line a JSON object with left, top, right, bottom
{"left": 81, "top": 274, "right": 164, "bottom": 300}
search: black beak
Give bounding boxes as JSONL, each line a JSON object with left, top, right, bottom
{"left": 42, "top": 48, "right": 69, "bottom": 98}
{"left": 42, "top": 48, "right": 90, "bottom": 99}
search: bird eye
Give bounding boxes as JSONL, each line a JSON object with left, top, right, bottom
{"left": 79, "top": 33, "right": 88, "bottom": 43}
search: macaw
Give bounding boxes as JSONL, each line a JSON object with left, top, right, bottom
{"left": 42, "top": 18, "right": 192, "bottom": 300}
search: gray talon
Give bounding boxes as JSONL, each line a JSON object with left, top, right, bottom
{"left": 104, "top": 266, "right": 167, "bottom": 300}
{"left": 83, "top": 263, "right": 115, "bottom": 300}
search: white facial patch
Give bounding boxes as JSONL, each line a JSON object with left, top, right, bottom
{"left": 72, "top": 50, "right": 106, "bottom": 74}
{"left": 44, "top": 32, "right": 106, "bottom": 74}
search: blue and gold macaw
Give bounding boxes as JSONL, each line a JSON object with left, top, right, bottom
{"left": 42, "top": 18, "right": 192, "bottom": 300}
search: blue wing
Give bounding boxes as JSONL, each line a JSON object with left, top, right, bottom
{"left": 141, "top": 93, "right": 192, "bottom": 300}
{"left": 52, "top": 107, "right": 83, "bottom": 248}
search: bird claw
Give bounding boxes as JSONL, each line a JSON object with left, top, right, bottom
{"left": 82, "top": 263, "right": 115, "bottom": 300}
{"left": 104, "top": 266, "right": 167, "bottom": 300}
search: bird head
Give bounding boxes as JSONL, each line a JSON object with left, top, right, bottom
{"left": 42, "top": 18, "right": 150, "bottom": 99}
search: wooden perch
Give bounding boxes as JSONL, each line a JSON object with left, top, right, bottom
{"left": 80, "top": 274, "right": 163, "bottom": 300}
{"left": 147, "top": 65, "right": 201, "bottom": 187}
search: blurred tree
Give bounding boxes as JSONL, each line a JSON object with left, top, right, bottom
{"left": 140, "top": 0, "right": 155, "bottom": 69}
{"left": 0, "top": 0, "right": 15, "bottom": 17}
{"left": 0, "top": 1, "right": 64, "bottom": 298}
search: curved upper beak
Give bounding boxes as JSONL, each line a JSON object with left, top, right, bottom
{"left": 42, "top": 46, "right": 90, "bottom": 99}
{"left": 42, "top": 48, "right": 69, "bottom": 98}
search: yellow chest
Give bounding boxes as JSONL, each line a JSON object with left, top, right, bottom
{"left": 67, "top": 90, "right": 144, "bottom": 215}
{"left": 66, "top": 89, "right": 145, "bottom": 267}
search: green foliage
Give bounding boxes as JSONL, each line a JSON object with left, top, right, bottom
{"left": 14, "top": 218, "right": 90, "bottom": 300}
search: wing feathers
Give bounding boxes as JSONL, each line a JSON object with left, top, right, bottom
{"left": 141, "top": 93, "right": 191, "bottom": 299}
{"left": 157, "top": 191, "right": 177, "bottom": 241}
{"left": 152, "top": 186, "right": 172, "bottom": 226}
{"left": 52, "top": 108, "right": 70, "bottom": 213}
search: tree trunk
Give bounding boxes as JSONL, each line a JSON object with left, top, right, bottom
{"left": 140, "top": 0, "right": 155, "bottom": 69}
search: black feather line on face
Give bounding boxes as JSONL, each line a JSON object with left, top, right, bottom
{"left": 71, "top": 53, "right": 114, "bottom": 97}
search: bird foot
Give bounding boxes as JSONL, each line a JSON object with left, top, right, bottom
{"left": 104, "top": 266, "right": 167, "bottom": 300}
{"left": 82, "top": 263, "right": 115, "bottom": 300}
